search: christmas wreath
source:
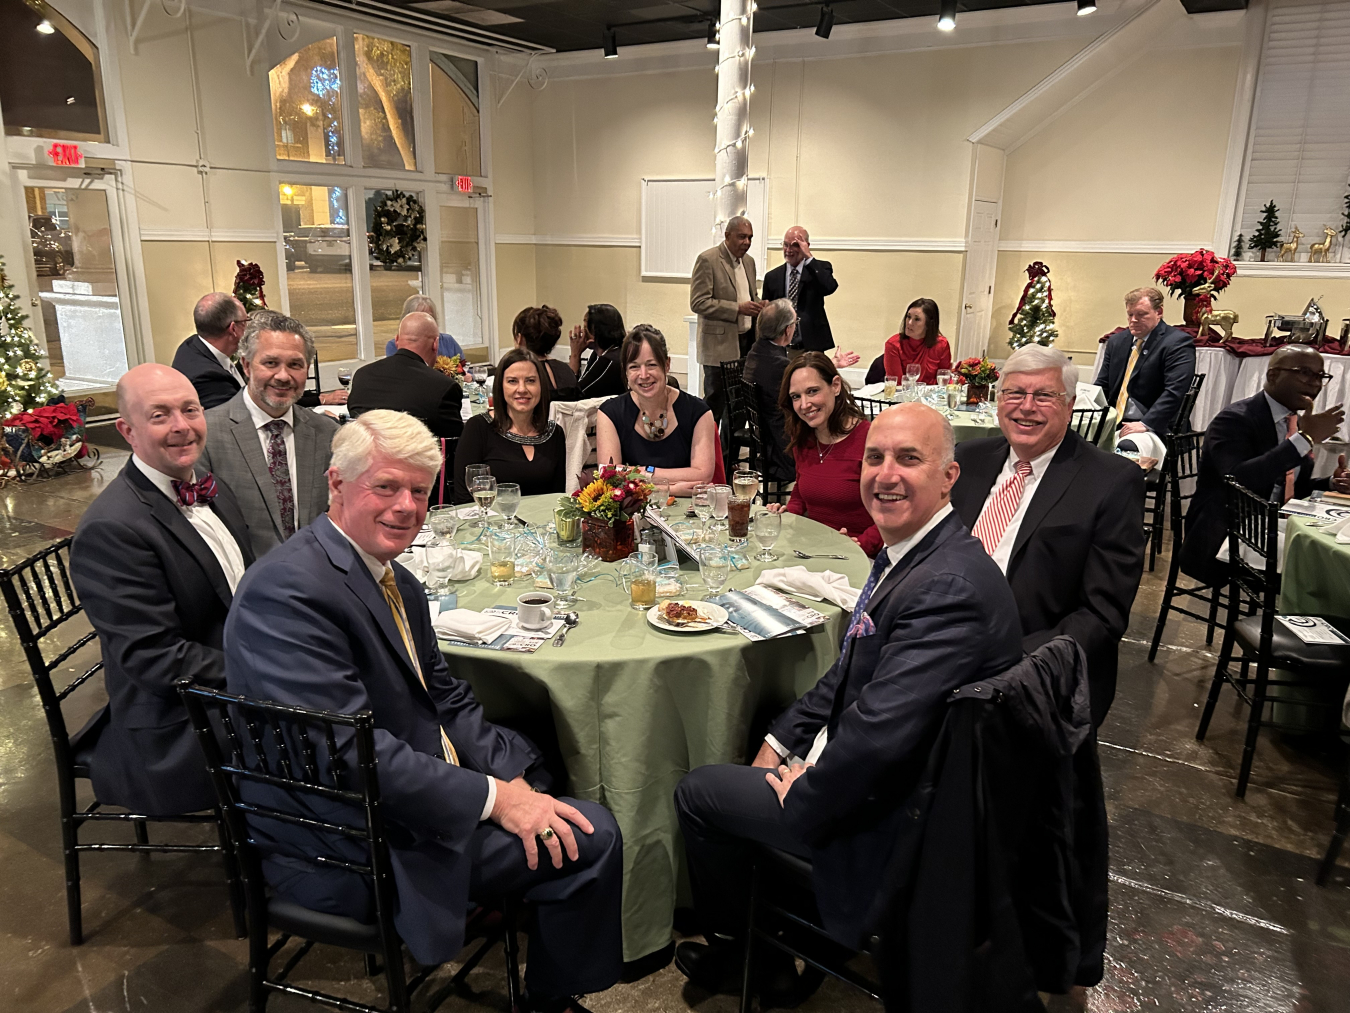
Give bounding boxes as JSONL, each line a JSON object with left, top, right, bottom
{"left": 233, "top": 260, "right": 267, "bottom": 312}
{"left": 370, "top": 190, "right": 427, "bottom": 268}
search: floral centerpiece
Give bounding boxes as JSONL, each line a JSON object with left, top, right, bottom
{"left": 1153, "top": 249, "right": 1236, "bottom": 326}
{"left": 954, "top": 357, "right": 999, "bottom": 403}
{"left": 433, "top": 354, "right": 469, "bottom": 380}
{"left": 560, "top": 465, "right": 654, "bottom": 561}
{"left": 3, "top": 400, "right": 92, "bottom": 478}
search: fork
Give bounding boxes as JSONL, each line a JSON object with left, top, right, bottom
{"left": 794, "top": 549, "right": 849, "bottom": 560}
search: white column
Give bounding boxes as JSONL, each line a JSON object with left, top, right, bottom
{"left": 713, "top": 0, "right": 754, "bottom": 235}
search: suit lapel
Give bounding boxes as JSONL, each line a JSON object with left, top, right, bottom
{"left": 1008, "top": 434, "right": 1086, "bottom": 568}
{"left": 1248, "top": 393, "right": 1279, "bottom": 453}
{"left": 717, "top": 244, "right": 737, "bottom": 296}
{"left": 293, "top": 413, "right": 318, "bottom": 523}
{"left": 228, "top": 401, "right": 284, "bottom": 536}
{"left": 123, "top": 463, "right": 235, "bottom": 608}
{"left": 953, "top": 439, "right": 1009, "bottom": 529}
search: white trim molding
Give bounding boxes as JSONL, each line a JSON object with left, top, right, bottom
{"left": 140, "top": 227, "right": 280, "bottom": 243}
{"left": 997, "top": 239, "right": 1212, "bottom": 254}
{"left": 494, "top": 233, "right": 967, "bottom": 253}
{"left": 495, "top": 233, "right": 641, "bottom": 247}
{"left": 1231, "top": 261, "right": 1350, "bottom": 279}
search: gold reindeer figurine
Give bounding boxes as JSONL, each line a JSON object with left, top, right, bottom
{"left": 1309, "top": 226, "right": 1337, "bottom": 264}
{"left": 1278, "top": 226, "right": 1304, "bottom": 262}
{"left": 1195, "top": 270, "right": 1239, "bottom": 341}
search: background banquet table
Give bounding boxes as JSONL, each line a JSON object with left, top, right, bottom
{"left": 440, "top": 495, "right": 871, "bottom": 961}
{"left": 1281, "top": 517, "right": 1350, "bottom": 620}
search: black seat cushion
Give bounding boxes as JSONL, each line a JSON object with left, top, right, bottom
{"left": 268, "top": 899, "right": 382, "bottom": 952}
{"left": 1234, "top": 615, "right": 1350, "bottom": 673}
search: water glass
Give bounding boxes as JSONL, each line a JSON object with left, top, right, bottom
{"left": 653, "top": 477, "right": 672, "bottom": 517}
{"left": 936, "top": 369, "right": 953, "bottom": 390}
{"left": 496, "top": 482, "right": 522, "bottom": 523}
{"left": 486, "top": 527, "right": 516, "bottom": 586}
{"left": 425, "top": 543, "right": 457, "bottom": 592}
{"left": 947, "top": 384, "right": 963, "bottom": 411}
{"left": 753, "top": 511, "right": 782, "bottom": 561}
{"left": 698, "top": 546, "right": 731, "bottom": 600}
{"left": 545, "top": 548, "right": 583, "bottom": 606}
{"left": 883, "top": 375, "right": 898, "bottom": 400}
{"left": 692, "top": 483, "right": 713, "bottom": 530}
{"left": 904, "top": 364, "right": 921, "bottom": 383}
{"left": 427, "top": 504, "right": 459, "bottom": 545}
{"left": 710, "top": 484, "right": 731, "bottom": 522}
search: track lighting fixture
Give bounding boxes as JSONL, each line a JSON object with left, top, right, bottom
{"left": 937, "top": 0, "right": 957, "bottom": 31}
{"left": 603, "top": 28, "right": 618, "bottom": 59}
{"left": 707, "top": 20, "right": 719, "bottom": 48}
{"left": 1077, "top": 0, "right": 1097, "bottom": 13}
{"left": 815, "top": 5, "right": 834, "bottom": 39}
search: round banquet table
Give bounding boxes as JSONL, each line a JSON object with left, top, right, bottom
{"left": 1281, "top": 517, "right": 1350, "bottom": 620}
{"left": 439, "top": 495, "right": 872, "bottom": 961}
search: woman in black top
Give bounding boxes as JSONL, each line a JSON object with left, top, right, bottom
{"left": 563, "top": 303, "right": 627, "bottom": 401}
{"left": 595, "top": 325, "right": 716, "bottom": 496}
{"left": 512, "top": 305, "right": 580, "bottom": 401}
{"left": 452, "top": 348, "right": 566, "bottom": 503}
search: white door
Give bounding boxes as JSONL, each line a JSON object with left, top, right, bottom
{"left": 432, "top": 192, "right": 489, "bottom": 357}
{"left": 957, "top": 200, "right": 1000, "bottom": 361}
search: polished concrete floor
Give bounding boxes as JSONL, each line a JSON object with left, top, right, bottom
{"left": 2, "top": 451, "right": 1348, "bottom": 1012}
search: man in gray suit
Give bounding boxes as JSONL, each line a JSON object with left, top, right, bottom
{"left": 200, "top": 310, "right": 339, "bottom": 560}
{"left": 690, "top": 216, "right": 763, "bottom": 442}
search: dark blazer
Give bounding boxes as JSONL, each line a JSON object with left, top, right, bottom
{"left": 741, "top": 338, "right": 795, "bottom": 482}
{"left": 1094, "top": 321, "right": 1196, "bottom": 433}
{"left": 766, "top": 511, "right": 1023, "bottom": 946}
{"left": 223, "top": 514, "right": 539, "bottom": 965}
{"left": 347, "top": 349, "right": 464, "bottom": 440}
{"left": 951, "top": 431, "right": 1146, "bottom": 727}
{"left": 762, "top": 258, "right": 839, "bottom": 352}
{"left": 1181, "top": 391, "right": 1327, "bottom": 583}
{"left": 70, "top": 460, "right": 254, "bottom": 815}
{"left": 172, "top": 335, "right": 242, "bottom": 410}
{"left": 199, "top": 391, "right": 340, "bottom": 560}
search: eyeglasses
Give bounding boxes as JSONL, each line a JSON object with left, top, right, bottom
{"left": 1271, "top": 366, "right": 1334, "bottom": 384}
{"left": 997, "top": 389, "right": 1066, "bottom": 406}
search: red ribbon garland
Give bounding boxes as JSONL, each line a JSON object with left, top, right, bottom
{"left": 1008, "top": 261, "right": 1055, "bottom": 326}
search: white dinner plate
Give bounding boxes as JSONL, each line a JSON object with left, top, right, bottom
{"left": 647, "top": 600, "right": 729, "bottom": 633}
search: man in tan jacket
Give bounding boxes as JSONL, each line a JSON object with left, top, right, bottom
{"left": 690, "top": 216, "right": 763, "bottom": 443}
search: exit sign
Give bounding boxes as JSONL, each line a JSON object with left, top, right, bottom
{"left": 47, "top": 142, "right": 82, "bottom": 166}
{"left": 456, "top": 176, "right": 473, "bottom": 193}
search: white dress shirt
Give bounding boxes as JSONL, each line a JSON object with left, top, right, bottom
{"left": 766, "top": 502, "right": 955, "bottom": 765}
{"left": 132, "top": 456, "right": 247, "bottom": 593}
{"left": 1263, "top": 391, "right": 1312, "bottom": 457}
{"left": 974, "top": 442, "right": 1062, "bottom": 574}
{"left": 733, "top": 257, "right": 752, "bottom": 334}
{"left": 330, "top": 520, "right": 496, "bottom": 821}
{"left": 242, "top": 393, "right": 298, "bottom": 530}
{"left": 199, "top": 335, "right": 244, "bottom": 385}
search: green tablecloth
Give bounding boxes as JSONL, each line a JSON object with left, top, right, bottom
{"left": 1281, "top": 518, "right": 1350, "bottom": 619}
{"left": 441, "top": 496, "right": 871, "bottom": 960}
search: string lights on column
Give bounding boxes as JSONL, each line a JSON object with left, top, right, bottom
{"left": 710, "top": 1, "right": 757, "bottom": 234}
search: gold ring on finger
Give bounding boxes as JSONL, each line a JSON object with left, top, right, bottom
{"left": 538, "top": 827, "right": 555, "bottom": 841}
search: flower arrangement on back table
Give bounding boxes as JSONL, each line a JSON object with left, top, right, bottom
{"left": 954, "top": 357, "right": 1000, "bottom": 405}
{"left": 433, "top": 354, "right": 469, "bottom": 380}
{"left": 1154, "top": 249, "right": 1235, "bottom": 326}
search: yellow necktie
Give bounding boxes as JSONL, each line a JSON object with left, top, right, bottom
{"left": 1114, "top": 336, "right": 1144, "bottom": 422}
{"left": 379, "top": 568, "right": 459, "bottom": 765}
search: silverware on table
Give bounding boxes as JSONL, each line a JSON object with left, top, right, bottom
{"left": 552, "top": 612, "right": 580, "bottom": 646}
{"left": 793, "top": 549, "right": 850, "bottom": 560}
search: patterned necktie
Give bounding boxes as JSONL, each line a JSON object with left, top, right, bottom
{"left": 972, "top": 460, "right": 1035, "bottom": 556}
{"left": 379, "top": 568, "right": 459, "bottom": 766}
{"left": 787, "top": 266, "right": 800, "bottom": 308}
{"left": 1284, "top": 414, "right": 1304, "bottom": 503}
{"left": 1114, "top": 335, "right": 1144, "bottom": 421}
{"left": 262, "top": 420, "right": 296, "bottom": 538}
{"left": 171, "top": 473, "right": 218, "bottom": 508}
{"left": 843, "top": 550, "right": 892, "bottom": 651}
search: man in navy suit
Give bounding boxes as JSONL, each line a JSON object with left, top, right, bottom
{"left": 171, "top": 293, "right": 249, "bottom": 410}
{"left": 71, "top": 363, "right": 253, "bottom": 815}
{"left": 224, "top": 410, "right": 621, "bottom": 1013}
{"left": 1095, "top": 287, "right": 1196, "bottom": 437}
{"left": 760, "top": 226, "right": 839, "bottom": 353}
{"left": 674, "top": 403, "right": 1023, "bottom": 999}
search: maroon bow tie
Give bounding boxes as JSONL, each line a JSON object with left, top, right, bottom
{"left": 171, "top": 473, "right": 218, "bottom": 508}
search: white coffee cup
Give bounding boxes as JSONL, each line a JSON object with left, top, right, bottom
{"left": 516, "top": 592, "right": 555, "bottom": 630}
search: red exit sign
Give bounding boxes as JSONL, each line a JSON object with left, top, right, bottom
{"left": 47, "top": 142, "right": 82, "bottom": 166}
{"left": 456, "top": 175, "right": 473, "bottom": 193}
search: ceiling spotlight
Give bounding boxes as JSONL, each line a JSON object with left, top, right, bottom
{"left": 1076, "top": 0, "right": 1097, "bottom": 12}
{"left": 937, "top": 0, "right": 957, "bottom": 31}
{"left": 815, "top": 5, "right": 834, "bottom": 39}
{"left": 602, "top": 28, "right": 618, "bottom": 59}
{"left": 36, "top": 19, "right": 55, "bottom": 34}
{"left": 707, "top": 21, "right": 719, "bottom": 48}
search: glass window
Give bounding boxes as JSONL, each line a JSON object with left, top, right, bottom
{"left": 270, "top": 38, "right": 344, "bottom": 164}
{"left": 355, "top": 35, "right": 416, "bottom": 171}
{"left": 0, "top": 0, "right": 107, "bottom": 141}
{"left": 439, "top": 203, "right": 482, "bottom": 348}
{"left": 431, "top": 53, "right": 481, "bottom": 177}
{"left": 279, "top": 184, "right": 357, "bottom": 361}
{"left": 365, "top": 189, "right": 423, "bottom": 352}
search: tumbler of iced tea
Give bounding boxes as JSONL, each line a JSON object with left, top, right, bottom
{"left": 728, "top": 495, "right": 752, "bottom": 539}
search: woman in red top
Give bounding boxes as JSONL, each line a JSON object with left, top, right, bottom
{"left": 766, "top": 352, "right": 883, "bottom": 557}
{"left": 882, "top": 298, "right": 951, "bottom": 385}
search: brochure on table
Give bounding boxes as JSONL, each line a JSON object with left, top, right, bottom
{"left": 710, "top": 586, "right": 830, "bottom": 641}
{"left": 1281, "top": 498, "right": 1350, "bottom": 523}
{"left": 431, "top": 603, "right": 563, "bottom": 653}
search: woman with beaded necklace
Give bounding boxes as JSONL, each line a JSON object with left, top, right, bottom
{"left": 595, "top": 325, "right": 716, "bottom": 496}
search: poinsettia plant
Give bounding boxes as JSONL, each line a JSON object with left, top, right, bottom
{"left": 954, "top": 357, "right": 999, "bottom": 386}
{"left": 1153, "top": 249, "right": 1236, "bottom": 300}
{"left": 560, "top": 465, "right": 654, "bottom": 526}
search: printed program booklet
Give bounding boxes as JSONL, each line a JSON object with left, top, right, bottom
{"left": 710, "top": 586, "right": 830, "bottom": 641}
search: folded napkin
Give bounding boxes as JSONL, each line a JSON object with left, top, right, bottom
{"left": 1324, "top": 513, "right": 1350, "bottom": 543}
{"left": 433, "top": 609, "right": 513, "bottom": 644}
{"left": 757, "top": 566, "right": 861, "bottom": 611}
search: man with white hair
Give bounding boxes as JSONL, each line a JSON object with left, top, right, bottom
{"left": 951, "top": 344, "right": 1146, "bottom": 726}
{"left": 383, "top": 293, "right": 465, "bottom": 360}
{"left": 224, "top": 410, "right": 622, "bottom": 1013}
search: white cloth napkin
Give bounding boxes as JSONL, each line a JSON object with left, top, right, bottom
{"left": 1324, "top": 513, "right": 1350, "bottom": 543}
{"left": 1075, "top": 382, "right": 1108, "bottom": 408}
{"left": 1115, "top": 430, "right": 1167, "bottom": 468}
{"left": 756, "top": 566, "right": 861, "bottom": 611}
{"left": 433, "top": 609, "right": 513, "bottom": 644}
{"left": 407, "top": 545, "right": 482, "bottom": 580}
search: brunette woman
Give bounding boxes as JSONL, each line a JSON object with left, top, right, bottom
{"left": 513, "top": 305, "right": 581, "bottom": 400}
{"left": 881, "top": 298, "right": 951, "bottom": 385}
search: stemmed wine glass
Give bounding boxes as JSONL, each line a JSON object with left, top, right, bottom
{"left": 692, "top": 483, "right": 713, "bottom": 539}
{"left": 698, "top": 546, "right": 731, "bottom": 601}
{"left": 471, "top": 475, "right": 497, "bottom": 523}
{"left": 904, "top": 364, "right": 921, "bottom": 386}
{"left": 495, "top": 483, "right": 522, "bottom": 525}
{"left": 425, "top": 505, "right": 460, "bottom": 593}
{"left": 471, "top": 364, "right": 490, "bottom": 403}
{"left": 545, "top": 548, "right": 584, "bottom": 606}
{"left": 710, "top": 484, "right": 731, "bottom": 541}
{"left": 752, "top": 511, "right": 781, "bottom": 562}
{"left": 336, "top": 366, "right": 353, "bottom": 388}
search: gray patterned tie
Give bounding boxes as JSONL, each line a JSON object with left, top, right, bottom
{"left": 787, "top": 265, "right": 800, "bottom": 307}
{"left": 263, "top": 419, "right": 296, "bottom": 539}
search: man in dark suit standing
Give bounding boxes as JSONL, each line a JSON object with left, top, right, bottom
{"left": 674, "top": 403, "right": 1023, "bottom": 1000}
{"left": 70, "top": 364, "right": 253, "bottom": 815}
{"left": 1180, "top": 345, "right": 1349, "bottom": 583}
{"left": 1095, "top": 287, "right": 1196, "bottom": 437}
{"left": 348, "top": 311, "right": 464, "bottom": 439}
{"left": 224, "top": 410, "right": 621, "bottom": 1013}
{"left": 760, "top": 226, "right": 839, "bottom": 353}
{"left": 952, "top": 345, "right": 1147, "bottom": 727}
{"left": 171, "top": 292, "right": 248, "bottom": 410}
{"left": 199, "top": 310, "right": 339, "bottom": 560}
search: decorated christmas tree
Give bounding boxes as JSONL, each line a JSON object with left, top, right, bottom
{"left": 0, "top": 258, "right": 60, "bottom": 421}
{"left": 1251, "top": 201, "right": 1281, "bottom": 261}
{"left": 1232, "top": 233, "right": 1245, "bottom": 260}
{"left": 1007, "top": 261, "right": 1058, "bottom": 349}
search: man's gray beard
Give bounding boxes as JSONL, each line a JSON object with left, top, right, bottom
{"left": 257, "top": 384, "right": 300, "bottom": 411}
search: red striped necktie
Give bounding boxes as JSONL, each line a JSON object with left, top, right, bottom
{"left": 972, "top": 460, "right": 1034, "bottom": 556}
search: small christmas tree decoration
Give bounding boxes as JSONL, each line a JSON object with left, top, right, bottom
{"left": 233, "top": 260, "right": 267, "bottom": 312}
{"left": 1232, "top": 233, "right": 1245, "bottom": 260}
{"left": 0, "top": 257, "right": 60, "bottom": 421}
{"left": 1251, "top": 200, "right": 1281, "bottom": 261}
{"left": 1007, "top": 261, "right": 1058, "bottom": 349}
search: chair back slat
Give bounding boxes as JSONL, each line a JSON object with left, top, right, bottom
{"left": 855, "top": 396, "right": 886, "bottom": 422}
{"left": 1165, "top": 431, "right": 1205, "bottom": 537}
{"left": 1170, "top": 371, "right": 1206, "bottom": 435}
{"left": 1221, "top": 477, "right": 1281, "bottom": 612}
{"left": 1070, "top": 406, "right": 1107, "bottom": 444}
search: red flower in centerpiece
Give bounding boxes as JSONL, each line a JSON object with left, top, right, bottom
{"left": 1154, "top": 250, "right": 1235, "bottom": 300}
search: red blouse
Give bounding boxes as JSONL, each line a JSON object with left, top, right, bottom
{"left": 882, "top": 333, "right": 952, "bottom": 386}
{"left": 785, "top": 421, "right": 884, "bottom": 557}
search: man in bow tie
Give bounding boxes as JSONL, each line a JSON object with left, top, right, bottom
{"left": 71, "top": 363, "right": 254, "bottom": 816}
{"left": 674, "top": 403, "right": 1023, "bottom": 1002}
